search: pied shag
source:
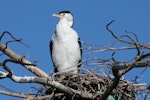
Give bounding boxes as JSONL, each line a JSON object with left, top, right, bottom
{"left": 50, "top": 11, "right": 82, "bottom": 74}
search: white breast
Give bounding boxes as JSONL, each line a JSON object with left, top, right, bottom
{"left": 52, "top": 25, "right": 81, "bottom": 74}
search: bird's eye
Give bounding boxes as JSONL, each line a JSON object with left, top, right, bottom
{"left": 59, "top": 13, "right": 65, "bottom": 16}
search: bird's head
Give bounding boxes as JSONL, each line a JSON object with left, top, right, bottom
{"left": 53, "top": 11, "right": 73, "bottom": 27}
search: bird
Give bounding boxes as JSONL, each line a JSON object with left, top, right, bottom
{"left": 49, "top": 11, "right": 82, "bottom": 74}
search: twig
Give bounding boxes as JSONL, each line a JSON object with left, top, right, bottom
{"left": 0, "top": 31, "right": 30, "bottom": 48}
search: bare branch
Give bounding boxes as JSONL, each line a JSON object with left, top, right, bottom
{"left": 0, "top": 31, "right": 30, "bottom": 48}
{"left": 0, "top": 19, "right": 150, "bottom": 99}
{"left": 0, "top": 43, "right": 48, "bottom": 77}
{"left": 106, "top": 20, "right": 135, "bottom": 45}
{"left": 0, "top": 90, "right": 57, "bottom": 100}
{"left": 130, "top": 84, "right": 150, "bottom": 91}
{"left": 0, "top": 71, "right": 8, "bottom": 79}
{"left": 0, "top": 90, "right": 35, "bottom": 99}
{"left": 0, "top": 70, "right": 93, "bottom": 99}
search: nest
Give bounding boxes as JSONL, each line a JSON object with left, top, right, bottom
{"left": 40, "top": 71, "right": 137, "bottom": 100}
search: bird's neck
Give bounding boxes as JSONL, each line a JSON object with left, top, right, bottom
{"left": 59, "top": 18, "right": 72, "bottom": 27}
{"left": 56, "top": 19, "right": 72, "bottom": 35}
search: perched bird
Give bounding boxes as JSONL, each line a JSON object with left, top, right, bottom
{"left": 50, "top": 11, "right": 82, "bottom": 74}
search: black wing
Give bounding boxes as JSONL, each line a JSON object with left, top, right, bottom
{"left": 78, "top": 38, "right": 82, "bottom": 68}
{"left": 49, "top": 40, "right": 53, "bottom": 57}
{"left": 49, "top": 40, "right": 58, "bottom": 73}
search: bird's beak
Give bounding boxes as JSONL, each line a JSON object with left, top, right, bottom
{"left": 52, "top": 14, "right": 60, "bottom": 17}
{"left": 52, "top": 13, "right": 63, "bottom": 19}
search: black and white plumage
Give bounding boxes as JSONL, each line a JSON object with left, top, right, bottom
{"left": 50, "top": 11, "right": 82, "bottom": 74}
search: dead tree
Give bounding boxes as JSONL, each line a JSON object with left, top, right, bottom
{"left": 0, "top": 21, "right": 150, "bottom": 100}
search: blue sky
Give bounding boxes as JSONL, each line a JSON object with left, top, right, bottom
{"left": 0, "top": 1, "right": 150, "bottom": 99}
